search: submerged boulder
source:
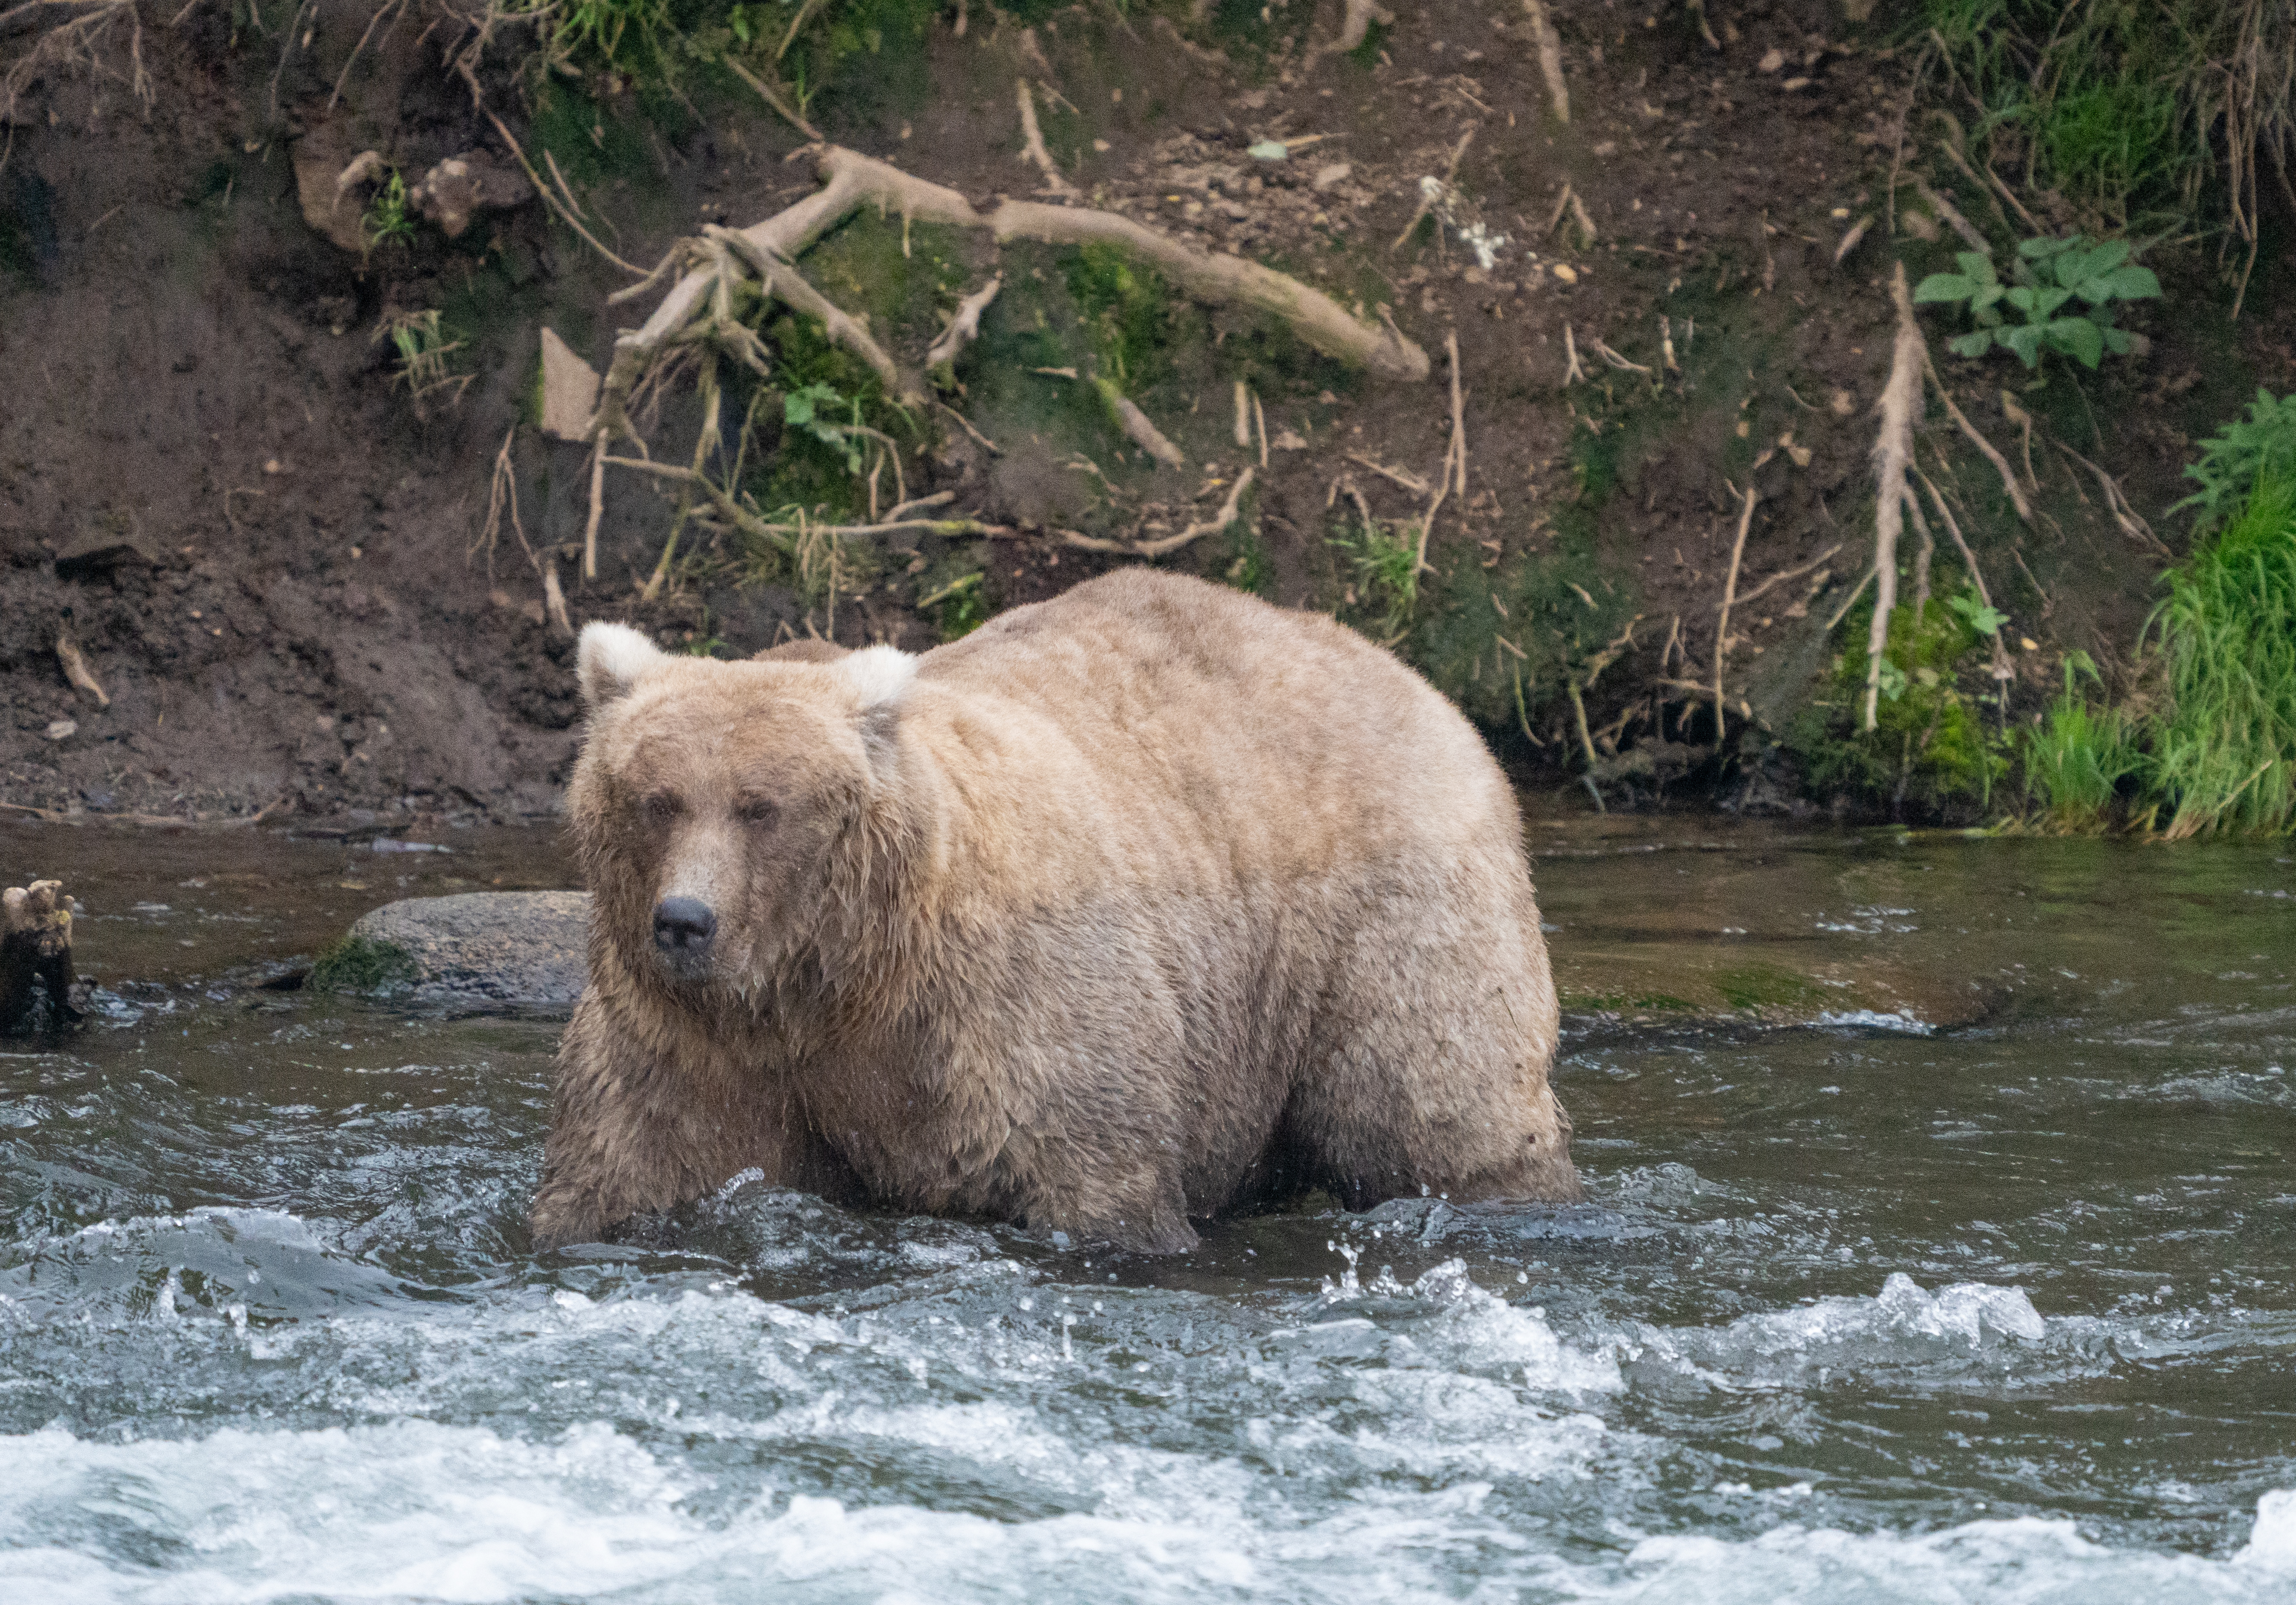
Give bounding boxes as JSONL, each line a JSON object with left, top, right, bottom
{"left": 313, "top": 891, "right": 588, "bottom": 1006}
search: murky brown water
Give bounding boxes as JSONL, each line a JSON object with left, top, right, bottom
{"left": 3, "top": 814, "right": 2293, "bottom": 1601}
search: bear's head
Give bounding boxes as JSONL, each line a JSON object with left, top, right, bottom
{"left": 568, "top": 623, "right": 918, "bottom": 993}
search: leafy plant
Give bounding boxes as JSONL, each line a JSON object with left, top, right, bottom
{"left": 1788, "top": 587, "right": 2014, "bottom": 817}
{"left": 361, "top": 169, "right": 415, "bottom": 253}
{"left": 2142, "top": 473, "right": 2296, "bottom": 838}
{"left": 2173, "top": 389, "right": 2296, "bottom": 535}
{"left": 2022, "top": 651, "right": 2144, "bottom": 830}
{"left": 783, "top": 381, "right": 864, "bottom": 474}
{"left": 1914, "top": 236, "right": 2160, "bottom": 370}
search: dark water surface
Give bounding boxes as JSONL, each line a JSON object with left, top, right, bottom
{"left": 2, "top": 816, "right": 2293, "bottom": 1602}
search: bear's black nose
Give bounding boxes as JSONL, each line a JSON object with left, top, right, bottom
{"left": 652, "top": 897, "right": 717, "bottom": 962}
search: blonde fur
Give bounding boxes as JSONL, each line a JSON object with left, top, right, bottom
{"left": 532, "top": 571, "right": 1578, "bottom": 1253}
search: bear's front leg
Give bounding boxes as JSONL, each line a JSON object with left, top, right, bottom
{"left": 530, "top": 989, "right": 855, "bottom": 1251}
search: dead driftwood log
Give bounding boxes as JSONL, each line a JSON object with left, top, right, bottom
{"left": 2, "top": 879, "right": 80, "bottom": 1033}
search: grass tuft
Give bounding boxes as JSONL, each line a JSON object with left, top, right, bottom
{"left": 2144, "top": 473, "right": 2296, "bottom": 837}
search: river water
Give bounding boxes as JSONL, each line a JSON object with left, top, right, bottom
{"left": 2, "top": 816, "right": 2292, "bottom": 1602}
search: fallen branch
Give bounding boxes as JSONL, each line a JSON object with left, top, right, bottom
{"left": 995, "top": 197, "right": 1427, "bottom": 377}
{"left": 1864, "top": 263, "right": 1924, "bottom": 732}
{"left": 1415, "top": 333, "right": 1465, "bottom": 571}
{"left": 1713, "top": 485, "right": 1758, "bottom": 742}
{"left": 1053, "top": 466, "right": 1255, "bottom": 558}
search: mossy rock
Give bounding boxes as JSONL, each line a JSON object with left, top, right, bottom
{"left": 307, "top": 934, "right": 420, "bottom": 994}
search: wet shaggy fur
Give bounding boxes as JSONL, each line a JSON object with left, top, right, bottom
{"left": 530, "top": 570, "right": 1577, "bottom": 1253}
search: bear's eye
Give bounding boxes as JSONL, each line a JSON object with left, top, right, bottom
{"left": 735, "top": 796, "right": 779, "bottom": 828}
{"left": 641, "top": 791, "right": 682, "bottom": 824}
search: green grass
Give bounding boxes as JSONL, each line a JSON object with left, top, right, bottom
{"left": 1915, "top": 0, "right": 2296, "bottom": 234}
{"left": 2021, "top": 652, "right": 2146, "bottom": 830}
{"left": 2143, "top": 473, "right": 2296, "bottom": 837}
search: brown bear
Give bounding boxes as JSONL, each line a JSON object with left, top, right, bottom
{"left": 531, "top": 569, "right": 1577, "bottom": 1253}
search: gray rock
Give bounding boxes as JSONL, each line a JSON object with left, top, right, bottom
{"left": 315, "top": 891, "right": 590, "bottom": 1006}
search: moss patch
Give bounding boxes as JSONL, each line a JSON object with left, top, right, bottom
{"left": 308, "top": 935, "right": 419, "bottom": 994}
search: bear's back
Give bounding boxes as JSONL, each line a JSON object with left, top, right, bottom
{"left": 916, "top": 570, "right": 1514, "bottom": 872}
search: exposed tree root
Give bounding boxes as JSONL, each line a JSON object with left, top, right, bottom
{"left": 927, "top": 274, "right": 1002, "bottom": 370}
{"left": 1016, "top": 78, "right": 1075, "bottom": 196}
{"left": 1519, "top": 0, "right": 1569, "bottom": 124}
{"left": 597, "top": 144, "right": 1427, "bottom": 440}
{"left": 1863, "top": 263, "right": 1925, "bottom": 732}
{"left": 1920, "top": 351, "right": 2030, "bottom": 522}
{"left": 1054, "top": 467, "right": 1255, "bottom": 558}
{"left": 1712, "top": 485, "right": 1758, "bottom": 742}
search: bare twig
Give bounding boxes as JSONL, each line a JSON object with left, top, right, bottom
{"left": 1713, "top": 485, "right": 1758, "bottom": 742}
{"left": 1446, "top": 328, "right": 1467, "bottom": 495}
{"left": 1562, "top": 322, "right": 1586, "bottom": 384}
{"left": 1344, "top": 451, "right": 1432, "bottom": 495}
{"left": 1393, "top": 126, "right": 1475, "bottom": 251}
{"left": 723, "top": 57, "right": 821, "bottom": 142}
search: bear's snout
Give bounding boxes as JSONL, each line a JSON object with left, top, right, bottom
{"left": 652, "top": 897, "right": 718, "bottom": 973}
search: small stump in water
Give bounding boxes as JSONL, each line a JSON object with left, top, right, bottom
{"left": 2, "top": 879, "right": 82, "bottom": 1033}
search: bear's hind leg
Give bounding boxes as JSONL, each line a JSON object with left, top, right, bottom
{"left": 1293, "top": 886, "right": 1580, "bottom": 1211}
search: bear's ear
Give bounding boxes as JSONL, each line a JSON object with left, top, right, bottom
{"left": 578, "top": 622, "right": 667, "bottom": 708}
{"left": 840, "top": 644, "right": 915, "bottom": 776}
{"left": 840, "top": 644, "right": 916, "bottom": 710}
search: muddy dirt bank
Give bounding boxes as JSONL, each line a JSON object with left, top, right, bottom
{"left": 4, "top": 0, "right": 2291, "bottom": 827}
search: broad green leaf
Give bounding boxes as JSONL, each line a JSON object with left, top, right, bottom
{"left": 2050, "top": 316, "right": 2105, "bottom": 369}
{"left": 1971, "top": 282, "right": 2005, "bottom": 311}
{"left": 2054, "top": 247, "right": 2101, "bottom": 289}
{"left": 1948, "top": 592, "right": 2008, "bottom": 635}
{"left": 2031, "top": 285, "right": 2073, "bottom": 319}
{"left": 1949, "top": 330, "right": 1994, "bottom": 357}
{"left": 1915, "top": 272, "right": 1974, "bottom": 303}
{"left": 2003, "top": 284, "right": 2036, "bottom": 313}
{"left": 2102, "top": 325, "right": 2133, "bottom": 354}
{"left": 1974, "top": 305, "right": 2004, "bottom": 327}
{"left": 2102, "top": 263, "right": 2160, "bottom": 300}
{"left": 1955, "top": 251, "right": 1998, "bottom": 282}
{"left": 2002, "top": 324, "right": 2045, "bottom": 366}
{"left": 2084, "top": 239, "right": 2131, "bottom": 273}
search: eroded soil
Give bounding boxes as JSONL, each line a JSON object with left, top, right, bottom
{"left": 4, "top": 0, "right": 2292, "bottom": 826}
